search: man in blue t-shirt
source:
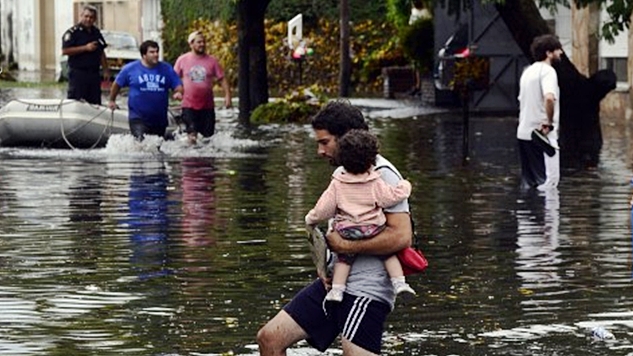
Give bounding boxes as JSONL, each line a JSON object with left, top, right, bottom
{"left": 108, "top": 40, "right": 183, "bottom": 141}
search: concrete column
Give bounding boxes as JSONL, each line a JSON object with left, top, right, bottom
{"left": 571, "top": 1, "right": 600, "bottom": 76}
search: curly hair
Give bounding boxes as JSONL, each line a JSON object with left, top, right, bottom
{"left": 530, "top": 34, "right": 562, "bottom": 62}
{"left": 336, "top": 129, "right": 379, "bottom": 174}
{"left": 311, "top": 100, "right": 369, "bottom": 138}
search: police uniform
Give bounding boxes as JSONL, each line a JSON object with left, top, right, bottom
{"left": 62, "top": 24, "right": 107, "bottom": 105}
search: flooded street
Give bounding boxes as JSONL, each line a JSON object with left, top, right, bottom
{"left": 0, "top": 86, "right": 632, "bottom": 355}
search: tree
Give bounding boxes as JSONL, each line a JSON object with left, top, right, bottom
{"left": 236, "top": 0, "right": 271, "bottom": 124}
{"left": 339, "top": 0, "right": 351, "bottom": 97}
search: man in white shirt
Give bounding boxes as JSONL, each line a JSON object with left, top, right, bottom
{"left": 516, "top": 34, "right": 563, "bottom": 190}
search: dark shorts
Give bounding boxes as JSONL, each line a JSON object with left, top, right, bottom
{"left": 518, "top": 139, "right": 546, "bottom": 189}
{"left": 283, "top": 279, "right": 390, "bottom": 354}
{"left": 67, "top": 67, "right": 102, "bottom": 105}
{"left": 182, "top": 108, "right": 216, "bottom": 137}
{"left": 129, "top": 119, "right": 167, "bottom": 141}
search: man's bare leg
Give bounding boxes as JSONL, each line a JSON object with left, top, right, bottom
{"left": 257, "top": 310, "right": 308, "bottom": 356}
{"left": 341, "top": 338, "right": 379, "bottom": 356}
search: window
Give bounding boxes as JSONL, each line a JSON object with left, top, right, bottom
{"left": 601, "top": 57, "right": 627, "bottom": 83}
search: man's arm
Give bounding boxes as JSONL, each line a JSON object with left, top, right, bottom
{"left": 62, "top": 41, "right": 100, "bottom": 56}
{"left": 326, "top": 212, "right": 412, "bottom": 255}
{"left": 544, "top": 93, "right": 555, "bottom": 125}
{"left": 172, "top": 84, "right": 184, "bottom": 100}
{"left": 220, "top": 77, "right": 232, "bottom": 108}
{"left": 100, "top": 52, "right": 110, "bottom": 82}
{"left": 107, "top": 82, "right": 121, "bottom": 110}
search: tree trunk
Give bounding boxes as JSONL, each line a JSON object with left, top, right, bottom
{"left": 237, "top": 0, "right": 270, "bottom": 125}
{"left": 339, "top": 0, "right": 351, "bottom": 97}
{"left": 496, "top": 0, "right": 616, "bottom": 169}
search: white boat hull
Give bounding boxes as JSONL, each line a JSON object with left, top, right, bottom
{"left": 0, "top": 99, "right": 131, "bottom": 148}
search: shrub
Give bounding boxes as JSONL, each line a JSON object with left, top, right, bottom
{"left": 400, "top": 17, "right": 434, "bottom": 75}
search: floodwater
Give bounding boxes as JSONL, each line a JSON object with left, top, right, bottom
{"left": 0, "top": 87, "right": 633, "bottom": 356}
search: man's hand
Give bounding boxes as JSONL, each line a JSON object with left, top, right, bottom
{"left": 325, "top": 229, "right": 352, "bottom": 254}
{"left": 327, "top": 213, "right": 412, "bottom": 256}
{"left": 85, "top": 41, "right": 99, "bottom": 52}
{"left": 224, "top": 95, "right": 232, "bottom": 109}
{"left": 173, "top": 91, "right": 183, "bottom": 101}
{"left": 102, "top": 68, "right": 111, "bottom": 82}
{"left": 541, "top": 123, "right": 553, "bottom": 134}
{"left": 107, "top": 100, "right": 118, "bottom": 110}
{"left": 317, "top": 269, "right": 332, "bottom": 290}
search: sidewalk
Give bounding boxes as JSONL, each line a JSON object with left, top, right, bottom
{"left": 348, "top": 97, "right": 449, "bottom": 119}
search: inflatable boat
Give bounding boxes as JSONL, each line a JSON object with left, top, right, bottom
{"left": 0, "top": 99, "right": 131, "bottom": 148}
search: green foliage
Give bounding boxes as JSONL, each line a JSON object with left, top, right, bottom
{"left": 266, "top": 0, "right": 388, "bottom": 25}
{"left": 600, "top": 0, "right": 633, "bottom": 42}
{"left": 386, "top": 0, "right": 413, "bottom": 30}
{"left": 400, "top": 17, "right": 435, "bottom": 74}
{"left": 250, "top": 90, "right": 322, "bottom": 124}
{"left": 160, "top": 0, "right": 235, "bottom": 61}
{"left": 352, "top": 22, "right": 410, "bottom": 84}
{"left": 265, "top": 18, "right": 403, "bottom": 95}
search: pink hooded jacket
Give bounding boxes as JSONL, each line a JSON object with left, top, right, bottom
{"left": 305, "top": 168, "right": 412, "bottom": 230}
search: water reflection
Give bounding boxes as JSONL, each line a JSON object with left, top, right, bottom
{"left": 127, "top": 161, "right": 172, "bottom": 280}
{"left": 516, "top": 189, "right": 562, "bottom": 287}
{"left": 181, "top": 157, "right": 217, "bottom": 248}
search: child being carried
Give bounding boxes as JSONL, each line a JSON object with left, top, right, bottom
{"left": 305, "top": 129, "right": 415, "bottom": 302}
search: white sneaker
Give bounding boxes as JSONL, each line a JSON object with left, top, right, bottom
{"left": 325, "top": 288, "right": 344, "bottom": 302}
{"left": 394, "top": 281, "right": 416, "bottom": 296}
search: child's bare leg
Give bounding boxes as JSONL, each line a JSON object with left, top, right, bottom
{"left": 326, "top": 261, "right": 351, "bottom": 302}
{"left": 385, "top": 255, "right": 416, "bottom": 296}
{"left": 384, "top": 255, "right": 404, "bottom": 278}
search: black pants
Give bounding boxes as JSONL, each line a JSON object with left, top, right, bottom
{"left": 67, "top": 68, "right": 102, "bottom": 105}
{"left": 518, "top": 139, "right": 545, "bottom": 189}
{"left": 182, "top": 108, "right": 216, "bottom": 137}
{"left": 129, "top": 119, "right": 167, "bottom": 141}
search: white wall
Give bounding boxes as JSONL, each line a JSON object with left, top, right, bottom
{"left": 540, "top": 6, "right": 573, "bottom": 57}
{"left": 0, "top": 0, "right": 16, "bottom": 65}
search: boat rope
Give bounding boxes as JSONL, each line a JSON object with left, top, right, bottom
{"left": 55, "top": 99, "right": 114, "bottom": 149}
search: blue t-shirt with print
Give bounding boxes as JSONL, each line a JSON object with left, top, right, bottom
{"left": 115, "top": 60, "right": 182, "bottom": 128}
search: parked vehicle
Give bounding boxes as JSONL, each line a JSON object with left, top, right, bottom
{"left": 102, "top": 30, "right": 140, "bottom": 76}
{"left": 434, "top": 24, "right": 470, "bottom": 91}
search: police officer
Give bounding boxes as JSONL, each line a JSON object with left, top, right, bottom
{"left": 62, "top": 5, "right": 110, "bottom": 105}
